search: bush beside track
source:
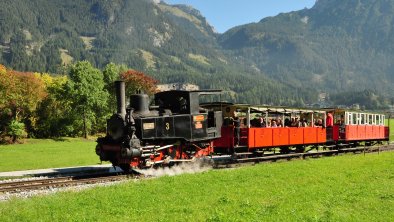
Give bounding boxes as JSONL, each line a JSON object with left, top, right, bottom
{"left": 1, "top": 151, "right": 393, "bottom": 221}
{"left": 0, "top": 138, "right": 98, "bottom": 172}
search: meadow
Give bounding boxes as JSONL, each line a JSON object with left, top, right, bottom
{"left": 388, "top": 118, "right": 394, "bottom": 141}
{"left": 0, "top": 138, "right": 99, "bottom": 172}
{"left": 0, "top": 151, "right": 393, "bottom": 221}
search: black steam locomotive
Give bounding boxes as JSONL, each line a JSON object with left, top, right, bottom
{"left": 96, "top": 81, "right": 222, "bottom": 171}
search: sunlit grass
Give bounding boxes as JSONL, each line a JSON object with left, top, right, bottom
{"left": 0, "top": 138, "right": 99, "bottom": 172}
{"left": 1, "top": 152, "right": 393, "bottom": 221}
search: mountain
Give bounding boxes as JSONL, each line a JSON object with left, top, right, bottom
{"left": 2, "top": 0, "right": 393, "bottom": 107}
{"left": 0, "top": 0, "right": 219, "bottom": 73}
{"left": 219, "top": 0, "right": 394, "bottom": 98}
{"left": 0, "top": 0, "right": 317, "bottom": 106}
{"left": 158, "top": 3, "right": 218, "bottom": 46}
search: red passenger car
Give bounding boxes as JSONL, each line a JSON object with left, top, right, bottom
{"left": 206, "top": 104, "right": 390, "bottom": 154}
{"left": 209, "top": 104, "right": 328, "bottom": 153}
{"left": 325, "top": 109, "right": 389, "bottom": 146}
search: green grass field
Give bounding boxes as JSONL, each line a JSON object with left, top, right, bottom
{"left": 0, "top": 138, "right": 99, "bottom": 172}
{"left": 388, "top": 119, "right": 394, "bottom": 141}
{"left": 1, "top": 152, "right": 393, "bottom": 221}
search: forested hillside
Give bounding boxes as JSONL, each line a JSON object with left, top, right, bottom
{"left": 0, "top": 0, "right": 317, "bottom": 105}
{"left": 1, "top": 0, "right": 393, "bottom": 108}
{"left": 219, "top": 0, "right": 394, "bottom": 99}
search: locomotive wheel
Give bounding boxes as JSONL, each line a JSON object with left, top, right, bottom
{"left": 119, "top": 164, "right": 131, "bottom": 173}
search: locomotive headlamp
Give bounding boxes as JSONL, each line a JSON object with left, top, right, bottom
{"left": 107, "top": 114, "right": 126, "bottom": 140}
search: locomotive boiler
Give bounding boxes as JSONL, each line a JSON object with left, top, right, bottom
{"left": 96, "top": 81, "right": 222, "bottom": 172}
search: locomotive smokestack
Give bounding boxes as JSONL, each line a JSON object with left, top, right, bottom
{"left": 115, "top": 81, "right": 126, "bottom": 119}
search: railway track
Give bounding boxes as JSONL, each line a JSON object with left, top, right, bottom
{"left": 214, "top": 143, "right": 394, "bottom": 167}
{"left": 0, "top": 174, "right": 131, "bottom": 193}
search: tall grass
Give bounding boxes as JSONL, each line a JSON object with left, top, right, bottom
{"left": 1, "top": 152, "right": 393, "bottom": 221}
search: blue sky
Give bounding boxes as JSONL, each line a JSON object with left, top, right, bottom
{"left": 165, "top": 0, "right": 316, "bottom": 33}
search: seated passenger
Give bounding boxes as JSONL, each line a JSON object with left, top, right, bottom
{"left": 284, "top": 118, "right": 291, "bottom": 127}
{"left": 259, "top": 117, "right": 266, "bottom": 127}
{"left": 290, "top": 118, "right": 296, "bottom": 127}
{"left": 271, "top": 120, "right": 277, "bottom": 128}
{"left": 253, "top": 118, "right": 262, "bottom": 127}
{"left": 317, "top": 119, "right": 323, "bottom": 126}
{"left": 292, "top": 117, "right": 301, "bottom": 127}
{"left": 301, "top": 118, "right": 308, "bottom": 127}
{"left": 277, "top": 118, "right": 283, "bottom": 127}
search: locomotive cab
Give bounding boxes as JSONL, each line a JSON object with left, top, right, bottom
{"left": 134, "top": 90, "right": 222, "bottom": 142}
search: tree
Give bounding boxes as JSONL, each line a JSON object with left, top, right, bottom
{"left": 0, "top": 64, "right": 5, "bottom": 74}
{"left": 0, "top": 68, "right": 47, "bottom": 142}
{"left": 0, "top": 65, "right": 13, "bottom": 140}
{"left": 65, "top": 61, "right": 108, "bottom": 138}
{"left": 103, "top": 63, "right": 127, "bottom": 113}
{"left": 34, "top": 73, "right": 74, "bottom": 138}
{"left": 120, "top": 69, "right": 158, "bottom": 96}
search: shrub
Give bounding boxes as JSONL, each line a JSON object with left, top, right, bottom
{"left": 8, "top": 120, "right": 27, "bottom": 143}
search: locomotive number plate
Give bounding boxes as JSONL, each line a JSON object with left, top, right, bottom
{"left": 193, "top": 115, "right": 205, "bottom": 122}
{"left": 143, "top": 122, "right": 155, "bottom": 130}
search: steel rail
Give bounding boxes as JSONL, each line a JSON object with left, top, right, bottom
{"left": 0, "top": 174, "right": 130, "bottom": 193}
{"left": 225, "top": 144, "right": 394, "bottom": 165}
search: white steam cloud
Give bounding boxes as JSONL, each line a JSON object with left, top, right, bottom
{"left": 135, "top": 161, "right": 212, "bottom": 177}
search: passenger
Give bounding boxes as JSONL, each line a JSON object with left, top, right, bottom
{"left": 294, "top": 117, "right": 301, "bottom": 127}
{"left": 233, "top": 112, "right": 241, "bottom": 146}
{"left": 259, "top": 116, "right": 266, "bottom": 127}
{"left": 326, "top": 112, "right": 333, "bottom": 127}
{"left": 277, "top": 118, "right": 283, "bottom": 127}
{"left": 290, "top": 118, "right": 296, "bottom": 127}
{"left": 314, "top": 119, "right": 322, "bottom": 127}
{"left": 284, "top": 118, "right": 291, "bottom": 127}
{"left": 301, "top": 118, "right": 308, "bottom": 127}
{"left": 251, "top": 118, "right": 259, "bottom": 127}
{"left": 271, "top": 120, "right": 277, "bottom": 128}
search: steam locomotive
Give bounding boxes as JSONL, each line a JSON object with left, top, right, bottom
{"left": 96, "top": 81, "right": 223, "bottom": 172}
{"left": 96, "top": 81, "right": 390, "bottom": 172}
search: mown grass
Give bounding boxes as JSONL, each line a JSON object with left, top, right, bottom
{"left": 0, "top": 138, "right": 99, "bottom": 172}
{"left": 1, "top": 152, "right": 393, "bottom": 221}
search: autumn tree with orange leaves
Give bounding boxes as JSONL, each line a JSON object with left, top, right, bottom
{"left": 0, "top": 66, "right": 47, "bottom": 142}
{"left": 120, "top": 69, "right": 158, "bottom": 96}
